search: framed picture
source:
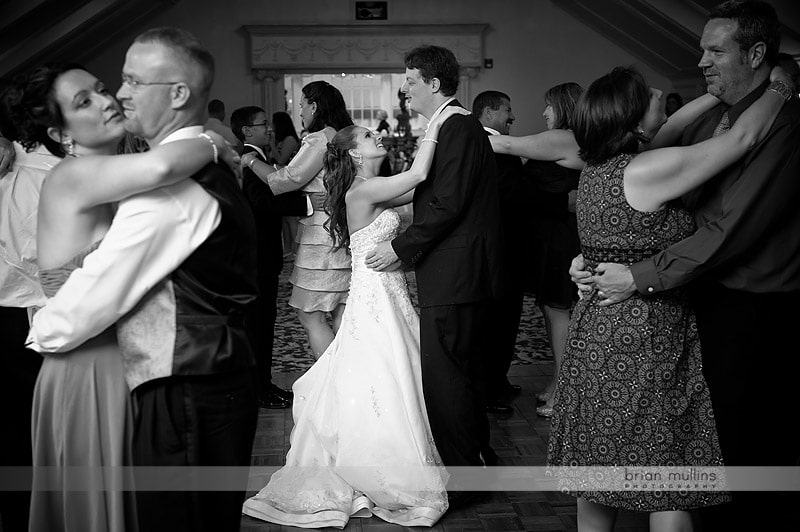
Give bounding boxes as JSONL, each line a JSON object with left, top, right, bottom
{"left": 355, "top": 1, "right": 388, "bottom": 20}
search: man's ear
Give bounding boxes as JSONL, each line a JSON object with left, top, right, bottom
{"left": 241, "top": 125, "right": 251, "bottom": 140}
{"left": 170, "top": 82, "right": 192, "bottom": 109}
{"left": 749, "top": 41, "right": 767, "bottom": 69}
{"left": 430, "top": 77, "right": 441, "bottom": 93}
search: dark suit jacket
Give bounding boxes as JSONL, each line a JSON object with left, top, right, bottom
{"left": 392, "top": 100, "right": 505, "bottom": 307}
{"left": 241, "top": 146, "right": 308, "bottom": 279}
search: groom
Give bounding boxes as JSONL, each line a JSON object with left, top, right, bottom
{"left": 366, "top": 45, "right": 505, "bottom": 475}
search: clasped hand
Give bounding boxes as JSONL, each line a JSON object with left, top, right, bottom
{"left": 569, "top": 254, "right": 636, "bottom": 306}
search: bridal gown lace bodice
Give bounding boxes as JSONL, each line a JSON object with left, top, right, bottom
{"left": 243, "top": 208, "right": 448, "bottom": 529}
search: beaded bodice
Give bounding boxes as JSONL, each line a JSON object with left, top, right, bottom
{"left": 349, "top": 209, "right": 401, "bottom": 272}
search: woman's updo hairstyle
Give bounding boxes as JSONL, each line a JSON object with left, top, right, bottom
{"left": 8, "top": 63, "right": 83, "bottom": 157}
{"left": 322, "top": 125, "right": 360, "bottom": 251}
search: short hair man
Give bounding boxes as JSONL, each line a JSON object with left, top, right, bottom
{"left": 577, "top": 2, "right": 800, "bottom": 529}
{"left": 27, "top": 27, "right": 260, "bottom": 532}
{"left": 231, "top": 105, "right": 310, "bottom": 409}
{"left": 472, "top": 90, "right": 520, "bottom": 415}
{"left": 366, "top": 46, "right": 505, "bottom": 505}
{"left": 205, "top": 97, "right": 243, "bottom": 152}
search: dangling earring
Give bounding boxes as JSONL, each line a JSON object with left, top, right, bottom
{"left": 62, "top": 137, "right": 75, "bottom": 157}
{"left": 353, "top": 152, "right": 363, "bottom": 166}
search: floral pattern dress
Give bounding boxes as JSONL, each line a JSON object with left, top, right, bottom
{"left": 547, "top": 153, "right": 729, "bottom": 511}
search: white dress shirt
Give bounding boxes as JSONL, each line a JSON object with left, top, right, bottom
{"left": 425, "top": 97, "right": 457, "bottom": 129}
{"left": 0, "top": 143, "right": 59, "bottom": 309}
{"left": 26, "top": 126, "right": 221, "bottom": 353}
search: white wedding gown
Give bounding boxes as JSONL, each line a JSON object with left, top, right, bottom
{"left": 242, "top": 208, "right": 448, "bottom": 528}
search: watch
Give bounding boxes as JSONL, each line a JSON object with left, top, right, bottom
{"left": 766, "top": 80, "right": 794, "bottom": 102}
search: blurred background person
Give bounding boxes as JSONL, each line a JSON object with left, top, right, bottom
{"left": 665, "top": 92, "right": 684, "bottom": 116}
{"left": 375, "top": 108, "right": 391, "bottom": 135}
{"left": 205, "top": 97, "right": 243, "bottom": 153}
{"left": 268, "top": 111, "right": 302, "bottom": 259}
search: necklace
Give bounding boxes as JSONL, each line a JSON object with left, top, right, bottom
{"left": 355, "top": 175, "right": 367, "bottom": 181}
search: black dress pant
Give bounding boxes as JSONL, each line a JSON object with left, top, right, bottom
{"left": 131, "top": 371, "right": 258, "bottom": 532}
{"left": 486, "top": 287, "right": 524, "bottom": 399}
{"left": 419, "top": 300, "right": 493, "bottom": 468}
{"left": 692, "top": 283, "right": 800, "bottom": 532}
{"left": 247, "top": 273, "right": 280, "bottom": 395}
{"left": 0, "top": 306, "right": 42, "bottom": 532}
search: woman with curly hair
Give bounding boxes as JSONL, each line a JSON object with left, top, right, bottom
{"left": 243, "top": 106, "right": 467, "bottom": 528}
{"left": 241, "top": 81, "right": 353, "bottom": 360}
{"left": 7, "top": 62, "right": 235, "bottom": 532}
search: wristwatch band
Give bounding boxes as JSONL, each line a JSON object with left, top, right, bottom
{"left": 767, "top": 80, "right": 794, "bottom": 102}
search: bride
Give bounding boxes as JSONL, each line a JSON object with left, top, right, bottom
{"left": 242, "top": 105, "right": 469, "bottom": 528}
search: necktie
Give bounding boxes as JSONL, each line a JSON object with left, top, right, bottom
{"left": 713, "top": 110, "right": 730, "bottom": 137}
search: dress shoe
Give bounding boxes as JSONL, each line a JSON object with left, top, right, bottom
{"left": 536, "top": 404, "right": 554, "bottom": 418}
{"left": 269, "top": 383, "right": 293, "bottom": 401}
{"left": 258, "top": 391, "right": 290, "bottom": 409}
{"left": 485, "top": 400, "right": 513, "bottom": 414}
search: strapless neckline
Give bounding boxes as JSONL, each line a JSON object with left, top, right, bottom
{"left": 351, "top": 209, "right": 393, "bottom": 238}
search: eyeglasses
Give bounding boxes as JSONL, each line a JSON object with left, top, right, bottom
{"left": 248, "top": 121, "right": 269, "bottom": 128}
{"left": 120, "top": 73, "right": 181, "bottom": 90}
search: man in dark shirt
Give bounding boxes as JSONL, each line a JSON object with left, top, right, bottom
{"left": 577, "top": 1, "right": 799, "bottom": 529}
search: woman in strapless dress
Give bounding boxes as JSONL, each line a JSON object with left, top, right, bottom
{"left": 10, "top": 63, "right": 236, "bottom": 532}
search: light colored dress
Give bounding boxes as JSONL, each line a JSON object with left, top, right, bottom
{"left": 242, "top": 209, "right": 448, "bottom": 528}
{"left": 29, "top": 242, "right": 137, "bottom": 532}
{"left": 267, "top": 127, "right": 351, "bottom": 313}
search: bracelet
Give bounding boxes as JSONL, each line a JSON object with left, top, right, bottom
{"left": 247, "top": 156, "right": 257, "bottom": 169}
{"left": 197, "top": 133, "right": 219, "bottom": 164}
{"left": 421, "top": 138, "right": 437, "bottom": 144}
{"left": 766, "top": 80, "right": 793, "bottom": 102}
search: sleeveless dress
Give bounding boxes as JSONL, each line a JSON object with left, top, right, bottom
{"left": 288, "top": 128, "right": 351, "bottom": 313}
{"left": 243, "top": 209, "right": 448, "bottom": 528}
{"left": 547, "top": 154, "right": 729, "bottom": 511}
{"left": 29, "top": 242, "right": 138, "bottom": 532}
{"left": 522, "top": 159, "right": 580, "bottom": 309}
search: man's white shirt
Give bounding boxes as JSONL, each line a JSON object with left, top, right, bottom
{"left": 26, "top": 126, "right": 221, "bottom": 352}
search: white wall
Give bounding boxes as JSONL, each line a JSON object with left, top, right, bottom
{"left": 84, "top": 0, "right": 676, "bottom": 135}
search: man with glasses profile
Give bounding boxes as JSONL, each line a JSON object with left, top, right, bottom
{"left": 27, "top": 27, "right": 259, "bottom": 532}
{"left": 231, "top": 105, "right": 311, "bottom": 410}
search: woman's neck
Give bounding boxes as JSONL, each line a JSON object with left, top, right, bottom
{"left": 360, "top": 158, "right": 384, "bottom": 178}
{"left": 74, "top": 142, "right": 120, "bottom": 157}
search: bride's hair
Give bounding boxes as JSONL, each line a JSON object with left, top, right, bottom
{"left": 323, "top": 125, "right": 360, "bottom": 251}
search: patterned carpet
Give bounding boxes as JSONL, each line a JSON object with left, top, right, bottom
{"left": 272, "top": 258, "right": 554, "bottom": 374}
